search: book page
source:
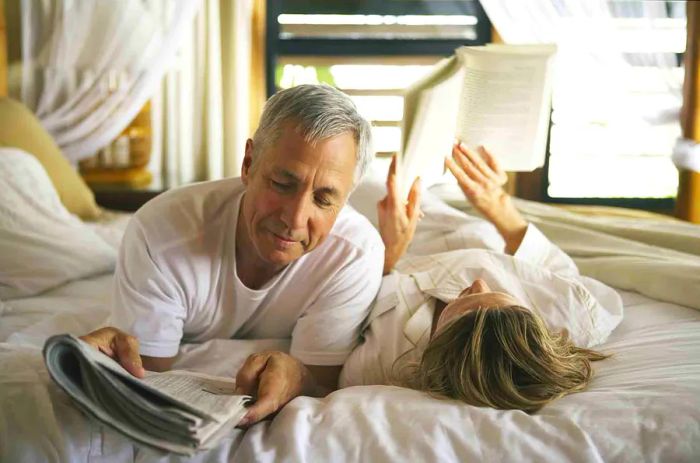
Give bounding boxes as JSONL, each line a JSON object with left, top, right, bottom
{"left": 455, "top": 45, "right": 556, "bottom": 171}
{"left": 401, "top": 56, "right": 460, "bottom": 151}
{"left": 399, "top": 66, "right": 463, "bottom": 198}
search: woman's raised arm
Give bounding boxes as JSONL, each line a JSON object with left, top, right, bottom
{"left": 377, "top": 155, "right": 422, "bottom": 274}
{"left": 445, "top": 142, "right": 528, "bottom": 255}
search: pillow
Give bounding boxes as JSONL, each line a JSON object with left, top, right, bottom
{"left": 0, "top": 97, "right": 102, "bottom": 220}
{"left": 0, "top": 148, "right": 117, "bottom": 299}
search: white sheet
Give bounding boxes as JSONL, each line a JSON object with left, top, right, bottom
{"left": 1, "top": 181, "right": 700, "bottom": 462}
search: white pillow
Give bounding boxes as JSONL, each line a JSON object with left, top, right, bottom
{"left": 0, "top": 148, "right": 116, "bottom": 299}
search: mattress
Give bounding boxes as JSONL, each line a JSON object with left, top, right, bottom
{"left": 1, "top": 192, "right": 699, "bottom": 462}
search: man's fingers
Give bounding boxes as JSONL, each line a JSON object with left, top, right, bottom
{"left": 114, "top": 333, "right": 145, "bottom": 378}
{"left": 235, "top": 353, "right": 270, "bottom": 396}
{"left": 239, "top": 356, "right": 295, "bottom": 426}
{"left": 241, "top": 380, "right": 284, "bottom": 425}
{"left": 80, "top": 327, "right": 144, "bottom": 378}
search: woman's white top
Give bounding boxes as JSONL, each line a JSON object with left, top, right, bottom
{"left": 339, "top": 223, "right": 623, "bottom": 388}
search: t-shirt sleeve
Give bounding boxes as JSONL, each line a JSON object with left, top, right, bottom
{"left": 289, "top": 238, "right": 385, "bottom": 366}
{"left": 107, "top": 218, "right": 186, "bottom": 358}
{"left": 513, "top": 224, "right": 580, "bottom": 279}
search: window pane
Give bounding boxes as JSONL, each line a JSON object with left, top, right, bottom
{"left": 330, "top": 64, "right": 435, "bottom": 90}
{"left": 278, "top": 14, "right": 479, "bottom": 40}
{"left": 349, "top": 95, "right": 403, "bottom": 122}
{"left": 371, "top": 126, "right": 401, "bottom": 153}
{"left": 546, "top": 3, "right": 684, "bottom": 200}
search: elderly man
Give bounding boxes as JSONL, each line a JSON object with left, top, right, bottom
{"left": 81, "top": 85, "right": 385, "bottom": 425}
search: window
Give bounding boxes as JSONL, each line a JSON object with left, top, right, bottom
{"left": 266, "top": 0, "right": 492, "bottom": 171}
{"left": 544, "top": 0, "right": 686, "bottom": 208}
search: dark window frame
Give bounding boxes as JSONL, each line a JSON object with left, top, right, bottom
{"left": 266, "top": 0, "right": 492, "bottom": 97}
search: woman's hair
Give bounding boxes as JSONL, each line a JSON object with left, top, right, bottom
{"left": 395, "top": 305, "right": 608, "bottom": 413}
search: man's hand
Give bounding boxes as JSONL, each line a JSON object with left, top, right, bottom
{"left": 445, "top": 142, "right": 528, "bottom": 255}
{"left": 234, "top": 351, "right": 321, "bottom": 426}
{"left": 79, "top": 327, "right": 145, "bottom": 378}
{"left": 378, "top": 155, "right": 422, "bottom": 275}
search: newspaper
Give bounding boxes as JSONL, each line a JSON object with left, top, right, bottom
{"left": 399, "top": 44, "right": 557, "bottom": 198}
{"left": 43, "top": 334, "right": 250, "bottom": 456}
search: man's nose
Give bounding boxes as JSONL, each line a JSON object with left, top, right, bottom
{"left": 280, "top": 193, "right": 311, "bottom": 231}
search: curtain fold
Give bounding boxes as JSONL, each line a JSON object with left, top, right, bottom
{"left": 150, "top": 0, "right": 259, "bottom": 185}
{"left": 20, "top": 0, "right": 202, "bottom": 163}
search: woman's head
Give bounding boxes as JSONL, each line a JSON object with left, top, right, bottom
{"left": 401, "top": 280, "right": 607, "bottom": 413}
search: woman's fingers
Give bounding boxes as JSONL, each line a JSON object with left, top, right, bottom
{"left": 458, "top": 142, "right": 494, "bottom": 183}
{"left": 452, "top": 144, "right": 488, "bottom": 186}
{"left": 385, "top": 155, "right": 400, "bottom": 202}
{"left": 477, "top": 145, "right": 507, "bottom": 186}
{"left": 445, "top": 156, "right": 478, "bottom": 198}
{"left": 406, "top": 177, "right": 422, "bottom": 225}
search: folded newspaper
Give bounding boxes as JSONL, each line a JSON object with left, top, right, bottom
{"left": 43, "top": 334, "right": 251, "bottom": 455}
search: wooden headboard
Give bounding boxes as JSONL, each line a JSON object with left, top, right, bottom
{"left": 0, "top": 0, "right": 7, "bottom": 97}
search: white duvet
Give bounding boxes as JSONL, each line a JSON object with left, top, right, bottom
{"left": 1, "top": 179, "right": 700, "bottom": 462}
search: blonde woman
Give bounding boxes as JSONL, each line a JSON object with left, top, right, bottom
{"left": 339, "top": 142, "right": 623, "bottom": 413}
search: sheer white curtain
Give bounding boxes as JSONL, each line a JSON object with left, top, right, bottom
{"left": 480, "top": 0, "right": 689, "bottom": 190}
{"left": 150, "top": 0, "right": 255, "bottom": 186}
{"left": 20, "top": 0, "right": 202, "bottom": 163}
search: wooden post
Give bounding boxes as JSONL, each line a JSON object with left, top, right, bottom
{"left": 0, "top": 0, "right": 8, "bottom": 98}
{"left": 249, "top": 0, "right": 266, "bottom": 134}
{"left": 676, "top": 1, "right": 700, "bottom": 223}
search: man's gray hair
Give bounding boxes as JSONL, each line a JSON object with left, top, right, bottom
{"left": 251, "top": 84, "right": 374, "bottom": 187}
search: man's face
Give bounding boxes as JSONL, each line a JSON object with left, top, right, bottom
{"left": 239, "top": 123, "right": 357, "bottom": 272}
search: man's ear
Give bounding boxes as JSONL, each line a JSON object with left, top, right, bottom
{"left": 241, "top": 139, "right": 254, "bottom": 185}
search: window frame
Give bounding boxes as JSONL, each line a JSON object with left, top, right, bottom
{"left": 265, "top": 0, "right": 493, "bottom": 97}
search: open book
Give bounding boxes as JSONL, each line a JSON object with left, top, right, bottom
{"left": 399, "top": 44, "right": 557, "bottom": 197}
{"left": 43, "top": 334, "right": 250, "bottom": 456}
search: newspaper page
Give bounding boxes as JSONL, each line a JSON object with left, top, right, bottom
{"left": 44, "top": 335, "right": 250, "bottom": 455}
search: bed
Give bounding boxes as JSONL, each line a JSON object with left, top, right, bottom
{"left": 1, "top": 150, "right": 700, "bottom": 463}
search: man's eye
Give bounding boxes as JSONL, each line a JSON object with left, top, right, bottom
{"left": 271, "top": 180, "right": 292, "bottom": 191}
{"left": 315, "top": 195, "right": 332, "bottom": 208}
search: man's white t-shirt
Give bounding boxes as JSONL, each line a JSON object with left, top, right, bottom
{"left": 109, "top": 177, "right": 384, "bottom": 365}
{"left": 339, "top": 223, "right": 623, "bottom": 388}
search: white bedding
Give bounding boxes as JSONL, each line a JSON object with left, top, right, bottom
{"left": 1, "top": 182, "right": 700, "bottom": 462}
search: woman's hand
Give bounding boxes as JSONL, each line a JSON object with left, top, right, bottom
{"left": 377, "top": 156, "right": 422, "bottom": 275}
{"left": 445, "top": 142, "right": 527, "bottom": 255}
